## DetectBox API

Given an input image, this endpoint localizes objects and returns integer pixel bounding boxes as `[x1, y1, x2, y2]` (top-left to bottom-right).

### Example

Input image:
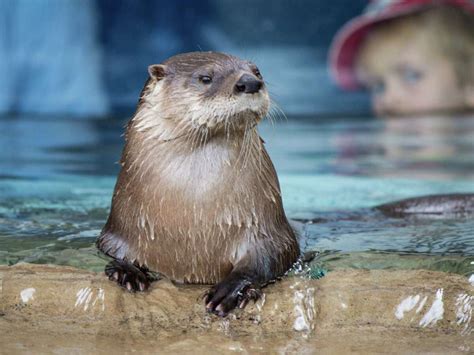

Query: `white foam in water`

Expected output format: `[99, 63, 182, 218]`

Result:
[20, 288, 36, 303]
[419, 289, 444, 327]
[469, 274, 474, 286]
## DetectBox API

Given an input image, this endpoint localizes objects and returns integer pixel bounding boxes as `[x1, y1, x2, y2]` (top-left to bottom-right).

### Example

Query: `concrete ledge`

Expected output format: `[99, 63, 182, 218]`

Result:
[0, 264, 472, 353]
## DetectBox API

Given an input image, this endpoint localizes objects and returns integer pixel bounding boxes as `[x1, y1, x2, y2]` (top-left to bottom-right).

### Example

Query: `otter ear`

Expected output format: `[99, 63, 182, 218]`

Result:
[148, 64, 166, 81]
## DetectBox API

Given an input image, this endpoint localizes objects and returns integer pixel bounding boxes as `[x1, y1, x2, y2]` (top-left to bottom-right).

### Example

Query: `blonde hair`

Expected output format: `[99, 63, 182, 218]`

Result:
[359, 5, 474, 86]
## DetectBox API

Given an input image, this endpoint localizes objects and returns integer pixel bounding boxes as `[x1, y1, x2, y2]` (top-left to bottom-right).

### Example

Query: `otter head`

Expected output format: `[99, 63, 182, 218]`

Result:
[137, 52, 270, 138]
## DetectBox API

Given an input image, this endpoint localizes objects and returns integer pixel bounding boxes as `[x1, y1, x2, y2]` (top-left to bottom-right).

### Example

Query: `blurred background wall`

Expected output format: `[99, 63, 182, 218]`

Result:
[0, 0, 369, 118]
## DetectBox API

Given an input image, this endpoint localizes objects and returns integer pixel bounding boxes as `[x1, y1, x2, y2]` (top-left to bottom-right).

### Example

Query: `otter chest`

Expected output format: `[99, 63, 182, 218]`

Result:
[156, 142, 248, 199]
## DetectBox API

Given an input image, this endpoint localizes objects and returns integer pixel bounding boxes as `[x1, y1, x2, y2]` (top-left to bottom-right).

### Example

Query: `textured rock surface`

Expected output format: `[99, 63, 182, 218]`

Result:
[0, 264, 472, 354]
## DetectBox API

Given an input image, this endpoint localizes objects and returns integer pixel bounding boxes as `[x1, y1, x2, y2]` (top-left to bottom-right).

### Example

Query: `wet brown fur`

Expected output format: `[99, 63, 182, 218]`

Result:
[97, 52, 299, 285]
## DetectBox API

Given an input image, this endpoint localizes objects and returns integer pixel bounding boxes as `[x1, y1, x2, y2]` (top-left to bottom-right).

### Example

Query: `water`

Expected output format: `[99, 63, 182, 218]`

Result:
[0, 114, 473, 276]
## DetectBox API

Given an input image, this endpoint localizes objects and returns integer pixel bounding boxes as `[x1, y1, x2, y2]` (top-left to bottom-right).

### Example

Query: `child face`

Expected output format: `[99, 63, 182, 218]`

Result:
[357, 33, 470, 117]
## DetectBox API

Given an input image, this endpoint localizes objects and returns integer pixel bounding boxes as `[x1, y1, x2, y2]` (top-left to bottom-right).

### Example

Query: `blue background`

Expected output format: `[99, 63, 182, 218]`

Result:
[0, 0, 369, 117]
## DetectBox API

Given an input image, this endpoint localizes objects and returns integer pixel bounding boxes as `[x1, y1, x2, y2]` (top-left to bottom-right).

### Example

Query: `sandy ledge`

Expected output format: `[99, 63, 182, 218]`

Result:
[0, 264, 472, 354]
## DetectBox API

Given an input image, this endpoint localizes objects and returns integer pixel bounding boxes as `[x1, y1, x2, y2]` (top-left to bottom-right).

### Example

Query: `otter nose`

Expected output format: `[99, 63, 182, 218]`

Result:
[235, 74, 263, 94]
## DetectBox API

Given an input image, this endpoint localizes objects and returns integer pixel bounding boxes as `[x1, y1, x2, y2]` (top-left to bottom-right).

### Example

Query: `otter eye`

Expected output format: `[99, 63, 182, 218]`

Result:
[253, 68, 262, 80]
[199, 75, 212, 84]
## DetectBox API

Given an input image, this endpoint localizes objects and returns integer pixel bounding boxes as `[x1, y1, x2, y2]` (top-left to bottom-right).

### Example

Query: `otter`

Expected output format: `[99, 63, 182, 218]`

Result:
[97, 52, 300, 316]
[375, 193, 474, 217]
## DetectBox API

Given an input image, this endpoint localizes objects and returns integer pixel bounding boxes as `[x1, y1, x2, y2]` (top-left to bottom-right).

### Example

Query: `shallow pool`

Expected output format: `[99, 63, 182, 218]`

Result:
[0, 114, 473, 276]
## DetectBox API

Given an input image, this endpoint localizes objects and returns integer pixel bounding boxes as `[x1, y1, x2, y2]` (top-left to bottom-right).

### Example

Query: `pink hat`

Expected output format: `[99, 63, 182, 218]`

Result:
[329, 0, 474, 90]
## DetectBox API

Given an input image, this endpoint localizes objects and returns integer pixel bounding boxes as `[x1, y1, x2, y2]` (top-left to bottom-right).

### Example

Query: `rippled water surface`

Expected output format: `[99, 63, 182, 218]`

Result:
[0, 115, 473, 275]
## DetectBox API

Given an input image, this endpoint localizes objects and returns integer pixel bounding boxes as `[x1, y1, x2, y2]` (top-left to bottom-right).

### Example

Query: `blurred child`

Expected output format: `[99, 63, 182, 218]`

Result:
[330, 0, 474, 117]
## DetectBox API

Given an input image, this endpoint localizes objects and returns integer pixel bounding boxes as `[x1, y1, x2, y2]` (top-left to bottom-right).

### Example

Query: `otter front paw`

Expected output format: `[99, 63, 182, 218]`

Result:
[204, 278, 261, 317]
[105, 259, 151, 292]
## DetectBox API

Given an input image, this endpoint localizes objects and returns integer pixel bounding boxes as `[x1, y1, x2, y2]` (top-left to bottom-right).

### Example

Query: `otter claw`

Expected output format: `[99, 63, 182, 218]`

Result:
[238, 299, 248, 309]
[204, 278, 261, 316]
[104, 260, 151, 292]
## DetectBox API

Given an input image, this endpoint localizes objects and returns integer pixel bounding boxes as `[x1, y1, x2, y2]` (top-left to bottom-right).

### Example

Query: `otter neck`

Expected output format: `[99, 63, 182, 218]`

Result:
[131, 102, 261, 145]
[123, 116, 279, 199]
[130, 123, 262, 168]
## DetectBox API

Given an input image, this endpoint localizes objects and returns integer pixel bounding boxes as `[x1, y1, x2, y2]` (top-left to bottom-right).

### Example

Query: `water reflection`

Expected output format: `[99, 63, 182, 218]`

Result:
[376, 115, 474, 179]
[0, 116, 124, 178]
[331, 115, 474, 179]
[0, 114, 473, 180]
[259, 114, 474, 181]
[298, 210, 474, 255]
